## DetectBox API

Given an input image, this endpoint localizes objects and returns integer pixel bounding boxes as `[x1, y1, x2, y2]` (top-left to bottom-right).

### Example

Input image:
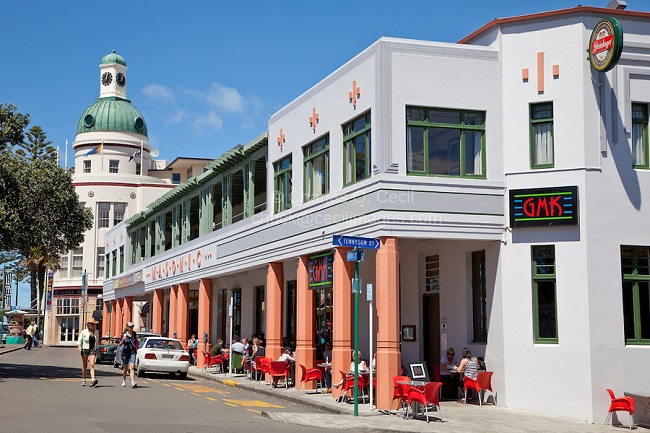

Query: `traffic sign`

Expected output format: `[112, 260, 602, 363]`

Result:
[332, 235, 380, 249]
[347, 250, 365, 262]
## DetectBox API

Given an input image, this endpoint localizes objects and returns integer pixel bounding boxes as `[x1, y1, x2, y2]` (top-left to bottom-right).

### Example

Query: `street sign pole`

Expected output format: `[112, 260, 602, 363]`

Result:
[353, 253, 360, 417]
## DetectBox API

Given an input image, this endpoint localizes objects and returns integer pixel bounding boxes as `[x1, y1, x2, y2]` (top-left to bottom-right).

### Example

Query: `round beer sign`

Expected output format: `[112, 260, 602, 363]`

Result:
[589, 17, 623, 72]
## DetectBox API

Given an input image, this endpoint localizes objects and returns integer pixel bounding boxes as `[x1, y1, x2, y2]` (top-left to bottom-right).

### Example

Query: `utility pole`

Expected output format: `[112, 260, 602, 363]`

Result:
[81, 270, 88, 329]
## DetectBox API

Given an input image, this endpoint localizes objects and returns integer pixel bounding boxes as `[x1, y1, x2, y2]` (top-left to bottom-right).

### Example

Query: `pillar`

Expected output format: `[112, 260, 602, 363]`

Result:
[169, 285, 178, 339]
[152, 289, 164, 335]
[123, 296, 133, 329]
[197, 278, 213, 368]
[177, 283, 189, 345]
[296, 254, 315, 388]
[375, 236, 400, 410]
[116, 298, 124, 333]
[102, 302, 110, 337]
[110, 300, 117, 337]
[332, 247, 354, 398]
[266, 262, 284, 361]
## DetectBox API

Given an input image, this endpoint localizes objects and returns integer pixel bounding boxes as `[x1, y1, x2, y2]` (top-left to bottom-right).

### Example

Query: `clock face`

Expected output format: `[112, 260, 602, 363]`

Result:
[116, 72, 126, 87]
[101, 71, 113, 86]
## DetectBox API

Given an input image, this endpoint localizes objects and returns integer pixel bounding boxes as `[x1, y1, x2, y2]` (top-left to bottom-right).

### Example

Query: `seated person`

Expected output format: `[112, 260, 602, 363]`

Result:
[209, 337, 226, 357]
[452, 347, 479, 402]
[333, 350, 367, 389]
[231, 336, 246, 355]
[272, 347, 296, 388]
[440, 347, 460, 399]
[322, 342, 333, 392]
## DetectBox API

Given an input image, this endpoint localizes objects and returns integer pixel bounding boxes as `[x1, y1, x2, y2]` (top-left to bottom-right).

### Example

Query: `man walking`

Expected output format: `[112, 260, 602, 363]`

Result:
[32, 322, 40, 347]
[24, 321, 35, 350]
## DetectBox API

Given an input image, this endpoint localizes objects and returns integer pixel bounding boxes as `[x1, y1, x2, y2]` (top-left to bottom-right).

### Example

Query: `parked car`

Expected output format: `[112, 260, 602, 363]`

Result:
[135, 337, 190, 379]
[113, 331, 162, 368]
[95, 337, 120, 364]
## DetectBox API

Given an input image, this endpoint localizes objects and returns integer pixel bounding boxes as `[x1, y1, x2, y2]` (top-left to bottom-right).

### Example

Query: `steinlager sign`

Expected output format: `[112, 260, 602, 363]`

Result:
[589, 17, 623, 72]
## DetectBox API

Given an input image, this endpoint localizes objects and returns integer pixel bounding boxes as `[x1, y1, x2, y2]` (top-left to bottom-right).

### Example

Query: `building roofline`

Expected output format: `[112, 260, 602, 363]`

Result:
[458, 5, 650, 44]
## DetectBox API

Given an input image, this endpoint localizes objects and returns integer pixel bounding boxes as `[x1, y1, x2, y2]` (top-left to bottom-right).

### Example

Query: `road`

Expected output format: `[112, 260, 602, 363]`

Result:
[0, 346, 341, 433]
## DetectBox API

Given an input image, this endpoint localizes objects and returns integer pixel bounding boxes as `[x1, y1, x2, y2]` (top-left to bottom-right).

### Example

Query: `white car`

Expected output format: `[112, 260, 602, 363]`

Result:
[135, 337, 190, 379]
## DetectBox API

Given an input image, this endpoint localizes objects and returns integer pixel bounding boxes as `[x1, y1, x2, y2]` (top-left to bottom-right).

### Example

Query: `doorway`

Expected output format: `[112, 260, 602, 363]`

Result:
[423, 293, 440, 379]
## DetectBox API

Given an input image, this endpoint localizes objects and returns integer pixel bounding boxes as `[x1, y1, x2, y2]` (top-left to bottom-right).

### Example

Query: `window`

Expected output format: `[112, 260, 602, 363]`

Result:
[343, 112, 371, 186]
[187, 167, 193, 179]
[56, 298, 80, 315]
[71, 248, 83, 278]
[406, 107, 485, 177]
[472, 250, 487, 343]
[530, 102, 554, 168]
[83, 160, 91, 173]
[109, 160, 119, 173]
[632, 103, 648, 168]
[119, 246, 124, 274]
[114, 203, 125, 226]
[96, 247, 105, 280]
[172, 173, 181, 184]
[59, 254, 69, 279]
[274, 155, 292, 212]
[532, 245, 558, 343]
[425, 255, 439, 293]
[98, 203, 110, 228]
[136, 163, 141, 175]
[303, 135, 329, 201]
[112, 251, 117, 277]
[105, 253, 110, 278]
[621, 246, 650, 344]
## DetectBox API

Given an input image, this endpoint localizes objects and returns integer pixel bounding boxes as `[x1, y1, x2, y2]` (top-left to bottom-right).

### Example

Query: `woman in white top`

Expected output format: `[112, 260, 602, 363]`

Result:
[77, 319, 99, 387]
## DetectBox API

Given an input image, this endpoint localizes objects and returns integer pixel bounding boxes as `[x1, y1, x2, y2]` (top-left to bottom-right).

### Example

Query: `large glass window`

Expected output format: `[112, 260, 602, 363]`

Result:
[406, 107, 485, 177]
[632, 103, 649, 169]
[59, 254, 69, 279]
[114, 203, 125, 226]
[96, 247, 105, 279]
[530, 102, 554, 168]
[343, 112, 371, 186]
[71, 248, 83, 278]
[621, 246, 650, 344]
[98, 203, 110, 228]
[56, 298, 80, 315]
[472, 250, 487, 343]
[303, 135, 329, 201]
[532, 245, 558, 343]
[274, 155, 292, 213]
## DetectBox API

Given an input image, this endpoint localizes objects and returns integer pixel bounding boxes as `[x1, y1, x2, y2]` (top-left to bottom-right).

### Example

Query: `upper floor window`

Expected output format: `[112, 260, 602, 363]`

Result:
[406, 107, 485, 177]
[114, 203, 125, 225]
[96, 247, 105, 280]
[530, 102, 554, 169]
[83, 160, 91, 173]
[136, 163, 141, 175]
[72, 248, 84, 278]
[274, 155, 292, 213]
[343, 112, 371, 186]
[109, 160, 119, 173]
[98, 203, 110, 228]
[303, 135, 329, 201]
[632, 103, 648, 168]
[172, 173, 181, 184]
[621, 246, 650, 344]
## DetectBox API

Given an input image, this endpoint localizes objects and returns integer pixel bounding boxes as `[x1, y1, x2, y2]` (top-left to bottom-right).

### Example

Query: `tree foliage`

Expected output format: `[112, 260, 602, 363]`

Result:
[0, 103, 30, 152]
[16, 126, 57, 162]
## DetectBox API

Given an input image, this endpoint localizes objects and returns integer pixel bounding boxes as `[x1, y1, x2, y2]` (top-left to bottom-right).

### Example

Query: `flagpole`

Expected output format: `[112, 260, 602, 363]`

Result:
[140, 141, 143, 176]
[65, 139, 68, 169]
[101, 139, 104, 173]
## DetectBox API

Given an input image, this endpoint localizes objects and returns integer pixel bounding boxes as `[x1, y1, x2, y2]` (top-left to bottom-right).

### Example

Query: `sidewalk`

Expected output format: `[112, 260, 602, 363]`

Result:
[187, 365, 629, 433]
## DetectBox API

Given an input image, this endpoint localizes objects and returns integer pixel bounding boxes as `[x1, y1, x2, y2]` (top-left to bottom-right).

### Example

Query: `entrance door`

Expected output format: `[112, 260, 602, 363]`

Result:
[423, 293, 440, 379]
[59, 317, 79, 343]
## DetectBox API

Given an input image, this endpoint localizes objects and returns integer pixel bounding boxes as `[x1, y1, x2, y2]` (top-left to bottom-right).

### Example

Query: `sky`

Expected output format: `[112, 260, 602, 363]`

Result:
[2, 0, 650, 306]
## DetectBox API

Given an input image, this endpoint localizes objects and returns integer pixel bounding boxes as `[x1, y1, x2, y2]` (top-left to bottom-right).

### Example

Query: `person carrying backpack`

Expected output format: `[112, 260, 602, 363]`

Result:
[119, 322, 138, 388]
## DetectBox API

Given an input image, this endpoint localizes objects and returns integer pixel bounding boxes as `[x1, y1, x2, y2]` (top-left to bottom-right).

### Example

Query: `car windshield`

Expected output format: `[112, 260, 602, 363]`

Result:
[146, 339, 183, 350]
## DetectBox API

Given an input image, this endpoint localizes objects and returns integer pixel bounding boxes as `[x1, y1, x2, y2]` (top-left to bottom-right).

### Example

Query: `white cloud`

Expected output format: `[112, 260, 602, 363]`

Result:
[193, 111, 224, 133]
[141, 84, 175, 103]
[165, 109, 188, 125]
[206, 83, 244, 113]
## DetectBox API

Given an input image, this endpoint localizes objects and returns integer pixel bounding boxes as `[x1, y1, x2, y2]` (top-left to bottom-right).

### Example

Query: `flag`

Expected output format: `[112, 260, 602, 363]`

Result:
[84, 144, 103, 157]
[128, 149, 142, 162]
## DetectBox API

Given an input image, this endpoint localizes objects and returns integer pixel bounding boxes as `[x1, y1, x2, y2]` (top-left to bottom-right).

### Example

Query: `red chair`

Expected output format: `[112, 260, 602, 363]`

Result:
[256, 357, 273, 386]
[463, 376, 481, 405]
[477, 371, 496, 405]
[432, 365, 441, 382]
[270, 360, 291, 388]
[391, 375, 411, 414]
[209, 354, 224, 373]
[201, 351, 211, 373]
[339, 372, 365, 403]
[605, 389, 634, 430]
[405, 381, 443, 423]
[297, 363, 323, 394]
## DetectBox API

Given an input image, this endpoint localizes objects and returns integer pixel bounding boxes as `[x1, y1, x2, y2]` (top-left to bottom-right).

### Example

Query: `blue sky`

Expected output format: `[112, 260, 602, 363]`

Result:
[3, 1, 649, 167]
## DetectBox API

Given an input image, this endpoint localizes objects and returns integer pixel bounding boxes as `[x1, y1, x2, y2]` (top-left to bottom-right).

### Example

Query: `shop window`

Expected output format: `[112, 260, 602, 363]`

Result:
[532, 245, 558, 343]
[274, 155, 292, 213]
[406, 106, 485, 177]
[343, 111, 371, 186]
[530, 102, 554, 169]
[632, 103, 649, 169]
[472, 250, 487, 343]
[621, 246, 650, 344]
[303, 135, 329, 202]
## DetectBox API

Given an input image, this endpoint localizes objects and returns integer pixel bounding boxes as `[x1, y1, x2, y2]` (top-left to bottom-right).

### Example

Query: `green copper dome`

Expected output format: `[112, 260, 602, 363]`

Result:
[101, 50, 126, 66]
[77, 97, 148, 137]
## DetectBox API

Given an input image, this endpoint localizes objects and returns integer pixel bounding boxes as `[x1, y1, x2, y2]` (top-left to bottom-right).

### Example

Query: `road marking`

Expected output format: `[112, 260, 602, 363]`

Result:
[206, 397, 218, 402]
[224, 402, 237, 407]
[246, 409, 261, 414]
[222, 399, 284, 408]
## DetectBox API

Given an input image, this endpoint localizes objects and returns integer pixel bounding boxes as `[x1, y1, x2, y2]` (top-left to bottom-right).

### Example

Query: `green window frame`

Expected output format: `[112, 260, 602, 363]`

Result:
[406, 106, 486, 178]
[343, 112, 371, 186]
[274, 155, 292, 213]
[303, 135, 329, 202]
[532, 245, 558, 343]
[530, 102, 554, 169]
[632, 103, 649, 169]
[621, 246, 650, 344]
[472, 250, 487, 343]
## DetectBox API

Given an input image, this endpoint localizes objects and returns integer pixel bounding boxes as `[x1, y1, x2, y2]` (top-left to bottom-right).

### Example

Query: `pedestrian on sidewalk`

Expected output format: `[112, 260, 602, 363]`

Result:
[78, 318, 99, 387]
[32, 322, 40, 347]
[23, 321, 35, 350]
[119, 322, 138, 388]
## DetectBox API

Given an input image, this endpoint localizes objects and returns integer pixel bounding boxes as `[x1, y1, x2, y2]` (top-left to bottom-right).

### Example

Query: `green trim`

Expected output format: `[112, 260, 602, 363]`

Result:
[530, 102, 554, 169]
[303, 135, 330, 202]
[621, 246, 650, 345]
[531, 245, 558, 344]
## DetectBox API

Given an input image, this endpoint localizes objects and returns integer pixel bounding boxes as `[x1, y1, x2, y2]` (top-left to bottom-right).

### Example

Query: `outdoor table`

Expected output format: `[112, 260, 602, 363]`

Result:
[397, 380, 430, 419]
[316, 362, 331, 368]
[625, 391, 650, 427]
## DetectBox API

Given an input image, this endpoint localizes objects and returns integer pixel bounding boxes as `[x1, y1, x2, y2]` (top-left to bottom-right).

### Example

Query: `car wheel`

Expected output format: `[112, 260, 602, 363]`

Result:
[169, 372, 176, 378]
[136, 362, 145, 377]
[179, 372, 187, 379]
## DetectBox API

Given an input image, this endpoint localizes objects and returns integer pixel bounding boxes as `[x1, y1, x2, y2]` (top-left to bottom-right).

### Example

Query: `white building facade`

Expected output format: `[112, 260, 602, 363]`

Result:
[103, 6, 650, 423]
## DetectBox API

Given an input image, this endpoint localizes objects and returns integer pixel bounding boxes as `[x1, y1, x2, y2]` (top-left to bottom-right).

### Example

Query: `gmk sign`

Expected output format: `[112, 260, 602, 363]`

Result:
[589, 17, 623, 72]
[309, 252, 333, 290]
[509, 186, 579, 228]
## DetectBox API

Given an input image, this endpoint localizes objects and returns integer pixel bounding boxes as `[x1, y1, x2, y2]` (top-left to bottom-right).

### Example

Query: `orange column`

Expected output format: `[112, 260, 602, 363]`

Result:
[152, 289, 164, 334]
[266, 262, 284, 361]
[110, 300, 117, 337]
[101, 301, 109, 337]
[375, 236, 400, 410]
[332, 247, 354, 398]
[116, 298, 124, 333]
[123, 296, 133, 328]
[197, 278, 213, 368]
[296, 255, 315, 388]
[177, 283, 189, 345]
[169, 285, 178, 339]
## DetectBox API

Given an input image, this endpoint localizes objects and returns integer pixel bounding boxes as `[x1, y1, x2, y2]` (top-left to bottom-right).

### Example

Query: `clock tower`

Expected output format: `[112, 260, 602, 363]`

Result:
[99, 50, 128, 99]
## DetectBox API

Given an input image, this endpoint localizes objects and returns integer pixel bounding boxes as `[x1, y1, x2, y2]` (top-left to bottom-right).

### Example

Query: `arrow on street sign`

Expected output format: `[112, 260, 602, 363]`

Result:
[332, 235, 380, 250]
